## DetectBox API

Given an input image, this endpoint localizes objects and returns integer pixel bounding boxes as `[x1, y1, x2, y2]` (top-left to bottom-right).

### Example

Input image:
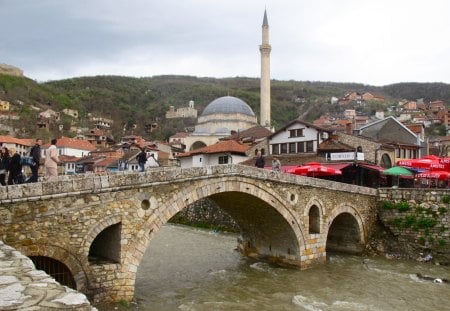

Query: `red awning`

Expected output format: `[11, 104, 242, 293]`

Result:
[322, 163, 352, 170]
[357, 163, 386, 172]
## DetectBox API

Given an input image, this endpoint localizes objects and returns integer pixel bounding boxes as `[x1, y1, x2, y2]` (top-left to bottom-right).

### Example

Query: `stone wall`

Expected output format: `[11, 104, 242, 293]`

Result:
[378, 188, 450, 263]
[338, 132, 395, 165]
[0, 241, 95, 310]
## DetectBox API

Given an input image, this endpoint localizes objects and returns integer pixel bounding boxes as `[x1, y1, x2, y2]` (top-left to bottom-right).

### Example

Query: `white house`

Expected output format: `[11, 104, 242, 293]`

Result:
[43, 136, 96, 158]
[177, 140, 249, 168]
[269, 119, 332, 155]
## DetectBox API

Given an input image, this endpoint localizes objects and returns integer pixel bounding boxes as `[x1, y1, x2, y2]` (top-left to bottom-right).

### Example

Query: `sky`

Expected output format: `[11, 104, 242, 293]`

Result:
[1, 0, 449, 86]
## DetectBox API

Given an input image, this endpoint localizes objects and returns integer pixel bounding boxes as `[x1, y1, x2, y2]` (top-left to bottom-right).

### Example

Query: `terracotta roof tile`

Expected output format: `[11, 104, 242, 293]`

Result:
[43, 136, 96, 151]
[178, 140, 249, 158]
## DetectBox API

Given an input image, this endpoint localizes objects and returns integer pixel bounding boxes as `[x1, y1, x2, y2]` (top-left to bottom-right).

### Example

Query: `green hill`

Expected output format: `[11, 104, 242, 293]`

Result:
[1, 73, 449, 141]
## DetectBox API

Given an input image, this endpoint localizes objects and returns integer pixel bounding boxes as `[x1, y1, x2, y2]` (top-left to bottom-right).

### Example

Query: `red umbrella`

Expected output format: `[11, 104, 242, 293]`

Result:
[397, 158, 439, 169]
[291, 162, 342, 177]
[416, 170, 450, 180]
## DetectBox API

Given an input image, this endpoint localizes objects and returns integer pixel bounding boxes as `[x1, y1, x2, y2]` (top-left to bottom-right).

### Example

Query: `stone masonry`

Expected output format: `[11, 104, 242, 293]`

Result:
[0, 165, 378, 303]
[0, 240, 95, 310]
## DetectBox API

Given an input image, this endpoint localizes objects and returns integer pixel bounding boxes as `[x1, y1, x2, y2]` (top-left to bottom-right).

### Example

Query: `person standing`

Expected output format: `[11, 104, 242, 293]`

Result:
[0, 147, 10, 185]
[7, 147, 22, 185]
[272, 156, 281, 172]
[255, 151, 265, 168]
[45, 138, 59, 181]
[27, 138, 42, 183]
[136, 147, 147, 172]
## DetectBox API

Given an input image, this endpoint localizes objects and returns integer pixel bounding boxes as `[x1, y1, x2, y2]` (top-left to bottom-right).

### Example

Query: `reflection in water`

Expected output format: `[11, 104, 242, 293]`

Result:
[98, 224, 450, 311]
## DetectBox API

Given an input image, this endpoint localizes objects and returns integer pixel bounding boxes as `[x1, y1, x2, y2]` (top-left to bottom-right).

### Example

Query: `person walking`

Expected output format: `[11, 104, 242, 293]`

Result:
[0, 147, 10, 185]
[45, 138, 59, 181]
[7, 147, 22, 185]
[272, 156, 281, 172]
[27, 138, 42, 183]
[255, 151, 265, 168]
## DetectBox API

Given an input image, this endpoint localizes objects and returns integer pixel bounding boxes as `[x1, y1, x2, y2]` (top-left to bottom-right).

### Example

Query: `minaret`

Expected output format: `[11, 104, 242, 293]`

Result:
[259, 9, 271, 127]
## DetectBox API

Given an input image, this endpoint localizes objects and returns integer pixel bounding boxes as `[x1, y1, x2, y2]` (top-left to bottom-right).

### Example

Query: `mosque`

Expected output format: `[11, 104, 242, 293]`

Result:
[181, 10, 272, 151]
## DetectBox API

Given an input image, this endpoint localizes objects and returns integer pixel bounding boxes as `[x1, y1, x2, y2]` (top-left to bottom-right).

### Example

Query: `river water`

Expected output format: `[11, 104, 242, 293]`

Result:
[100, 224, 450, 311]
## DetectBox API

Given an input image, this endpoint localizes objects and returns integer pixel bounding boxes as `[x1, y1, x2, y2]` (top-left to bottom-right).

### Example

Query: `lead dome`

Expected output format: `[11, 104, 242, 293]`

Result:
[201, 96, 255, 117]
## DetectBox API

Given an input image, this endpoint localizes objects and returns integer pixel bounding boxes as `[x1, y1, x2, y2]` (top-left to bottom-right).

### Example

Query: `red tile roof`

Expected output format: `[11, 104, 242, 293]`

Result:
[0, 135, 34, 146]
[42, 136, 96, 151]
[178, 140, 249, 158]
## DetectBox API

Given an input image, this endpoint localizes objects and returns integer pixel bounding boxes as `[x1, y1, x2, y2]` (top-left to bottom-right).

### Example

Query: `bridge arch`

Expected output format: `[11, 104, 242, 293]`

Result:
[17, 243, 88, 292]
[304, 197, 325, 234]
[326, 203, 366, 254]
[131, 178, 308, 270]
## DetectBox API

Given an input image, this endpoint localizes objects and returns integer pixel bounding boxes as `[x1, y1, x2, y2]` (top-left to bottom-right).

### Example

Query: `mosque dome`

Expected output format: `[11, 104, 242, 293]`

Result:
[201, 96, 255, 117]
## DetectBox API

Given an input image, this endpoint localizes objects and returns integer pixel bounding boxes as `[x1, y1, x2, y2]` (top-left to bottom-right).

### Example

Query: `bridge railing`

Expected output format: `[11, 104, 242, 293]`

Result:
[0, 165, 377, 203]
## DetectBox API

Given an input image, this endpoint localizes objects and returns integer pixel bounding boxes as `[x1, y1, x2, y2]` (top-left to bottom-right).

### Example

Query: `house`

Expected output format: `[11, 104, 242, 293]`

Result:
[59, 155, 80, 175]
[354, 116, 425, 164]
[177, 140, 250, 168]
[86, 128, 108, 148]
[0, 100, 10, 111]
[268, 119, 332, 155]
[42, 136, 96, 158]
[0, 135, 33, 156]
[62, 109, 78, 119]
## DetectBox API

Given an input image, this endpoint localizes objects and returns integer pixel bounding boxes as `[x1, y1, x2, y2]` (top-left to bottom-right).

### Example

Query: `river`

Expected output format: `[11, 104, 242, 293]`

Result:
[98, 224, 450, 311]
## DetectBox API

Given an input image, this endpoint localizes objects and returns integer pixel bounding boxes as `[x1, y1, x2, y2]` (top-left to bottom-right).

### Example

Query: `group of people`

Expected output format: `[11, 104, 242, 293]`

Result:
[0, 138, 60, 185]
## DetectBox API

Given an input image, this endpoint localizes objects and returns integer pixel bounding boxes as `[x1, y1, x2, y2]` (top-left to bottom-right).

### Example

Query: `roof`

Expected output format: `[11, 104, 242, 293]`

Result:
[178, 140, 249, 158]
[269, 118, 332, 139]
[43, 136, 96, 151]
[0, 135, 34, 146]
[201, 96, 255, 117]
[319, 139, 354, 151]
[357, 116, 420, 145]
[224, 125, 272, 142]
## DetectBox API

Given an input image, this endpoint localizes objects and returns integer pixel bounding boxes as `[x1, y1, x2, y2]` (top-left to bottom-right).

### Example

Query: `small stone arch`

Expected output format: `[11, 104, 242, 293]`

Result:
[325, 203, 366, 254]
[304, 197, 325, 235]
[81, 215, 123, 261]
[190, 141, 207, 151]
[380, 153, 392, 168]
[18, 244, 88, 292]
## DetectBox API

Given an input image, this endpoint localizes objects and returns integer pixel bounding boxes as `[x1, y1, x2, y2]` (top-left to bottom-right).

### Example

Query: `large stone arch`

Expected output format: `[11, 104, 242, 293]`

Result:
[325, 203, 366, 254]
[17, 243, 88, 292]
[129, 178, 307, 271]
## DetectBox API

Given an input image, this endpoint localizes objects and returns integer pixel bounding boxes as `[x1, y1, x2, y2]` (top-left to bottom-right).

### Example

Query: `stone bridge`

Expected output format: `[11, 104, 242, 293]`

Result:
[0, 165, 378, 303]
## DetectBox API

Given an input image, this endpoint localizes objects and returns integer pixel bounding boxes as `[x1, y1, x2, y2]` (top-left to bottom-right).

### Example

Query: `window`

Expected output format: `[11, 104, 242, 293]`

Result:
[261, 148, 266, 155]
[289, 143, 296, 153]
[272, 144, 279, 155]
[289, 128, 304, 137]
[218, 155, 229, 164]
[297, 142, 305, 153]
[280, 143, 288, 154]
[306, 141, 314, 152]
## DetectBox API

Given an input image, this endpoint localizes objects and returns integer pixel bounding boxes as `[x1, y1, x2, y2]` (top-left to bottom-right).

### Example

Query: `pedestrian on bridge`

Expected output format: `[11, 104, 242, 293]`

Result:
[255, 151, 265, 168]
[0, 147, 10, 185]
[45, 138, 59, 181]
[26, 138, 42, 183]
[272, 157, 281, 172]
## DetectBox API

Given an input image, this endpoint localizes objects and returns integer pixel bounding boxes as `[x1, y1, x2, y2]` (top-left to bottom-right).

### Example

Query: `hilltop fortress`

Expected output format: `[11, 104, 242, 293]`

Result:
[0, 63, 23, 77]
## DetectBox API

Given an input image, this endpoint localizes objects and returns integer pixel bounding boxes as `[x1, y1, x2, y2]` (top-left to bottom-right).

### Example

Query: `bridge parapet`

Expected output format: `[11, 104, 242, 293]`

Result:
[0, 165, 377, 203]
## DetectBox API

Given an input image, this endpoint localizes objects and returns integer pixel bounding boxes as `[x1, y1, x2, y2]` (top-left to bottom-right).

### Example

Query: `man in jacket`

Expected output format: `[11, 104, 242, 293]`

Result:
[27, 138, 41, 183]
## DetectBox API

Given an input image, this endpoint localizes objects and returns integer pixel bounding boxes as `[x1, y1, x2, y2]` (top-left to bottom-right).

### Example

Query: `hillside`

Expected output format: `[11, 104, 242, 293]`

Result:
[1, 73, 449, 141]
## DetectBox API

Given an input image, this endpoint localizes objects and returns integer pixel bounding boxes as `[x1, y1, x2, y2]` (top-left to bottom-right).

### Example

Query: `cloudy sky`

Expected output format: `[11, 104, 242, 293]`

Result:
[1, 0, 449, 86]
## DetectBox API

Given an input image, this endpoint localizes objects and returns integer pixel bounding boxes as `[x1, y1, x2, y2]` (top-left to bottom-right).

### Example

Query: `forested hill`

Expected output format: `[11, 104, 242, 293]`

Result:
[0, 73, 449, 140]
